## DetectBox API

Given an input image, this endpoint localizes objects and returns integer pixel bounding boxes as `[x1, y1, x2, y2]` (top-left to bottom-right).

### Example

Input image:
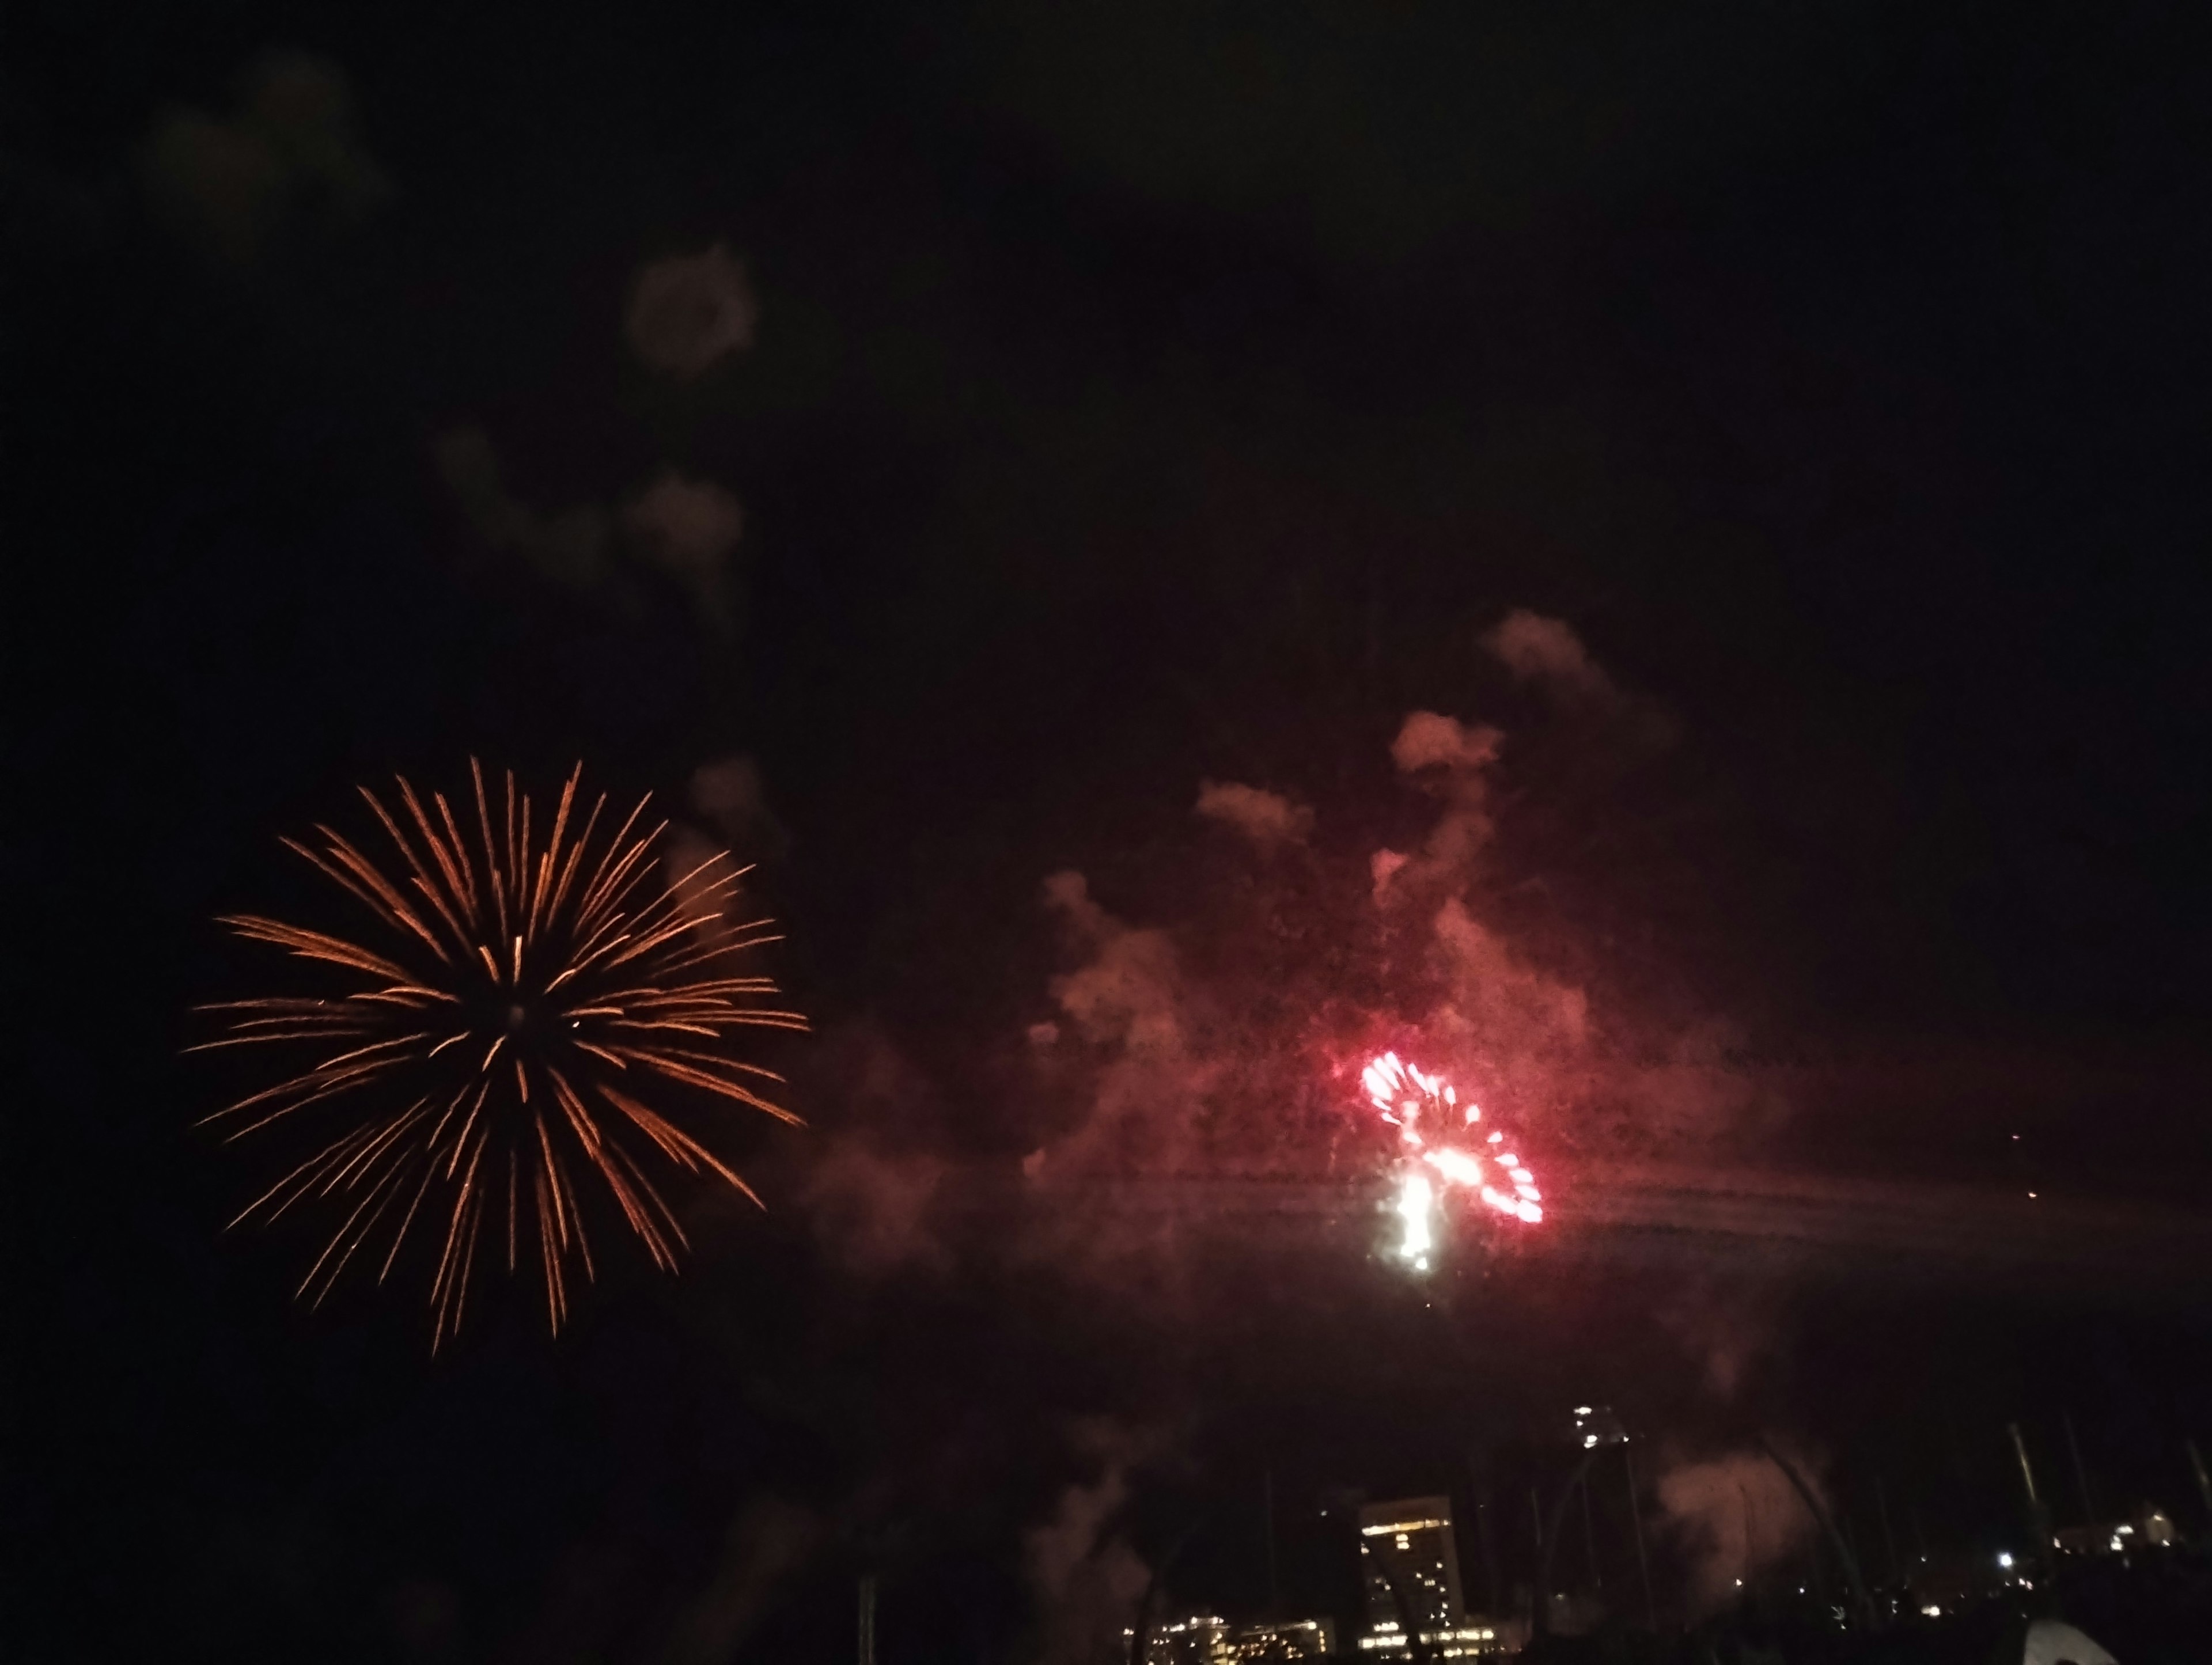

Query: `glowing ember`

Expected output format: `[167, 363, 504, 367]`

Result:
[1361, 1050, 1542, 1270]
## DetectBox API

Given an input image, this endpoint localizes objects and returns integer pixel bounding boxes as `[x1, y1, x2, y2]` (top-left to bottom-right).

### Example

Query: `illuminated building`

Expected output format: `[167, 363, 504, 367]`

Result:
[2054, 1505, 2179, 1556]
[1224, 1620, 1338, 1661]
[1355, 1620, 1501, 1658]
[1134, 1615, 1340, 1665]
[1354, 1497, 1501, 1659]
[1135, 1615, 1229, 1665]
[1358, 1498, 1464, 1633]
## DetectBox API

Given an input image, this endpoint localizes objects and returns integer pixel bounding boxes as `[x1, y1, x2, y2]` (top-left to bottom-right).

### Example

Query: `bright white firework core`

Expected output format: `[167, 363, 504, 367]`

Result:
[1396, 1171, 1435, 1269]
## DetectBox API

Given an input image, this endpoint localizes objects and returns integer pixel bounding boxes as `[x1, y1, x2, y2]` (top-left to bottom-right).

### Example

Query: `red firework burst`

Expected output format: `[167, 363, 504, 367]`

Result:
[1361, 1050, 1542, 1270]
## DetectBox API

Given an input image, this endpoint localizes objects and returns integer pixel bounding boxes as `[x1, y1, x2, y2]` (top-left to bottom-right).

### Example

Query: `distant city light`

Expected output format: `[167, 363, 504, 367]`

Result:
[1997, 1552, 2014, 1569]
[1922, 1606, 1942, 1618]
[1139, 1615, 1340, 1664]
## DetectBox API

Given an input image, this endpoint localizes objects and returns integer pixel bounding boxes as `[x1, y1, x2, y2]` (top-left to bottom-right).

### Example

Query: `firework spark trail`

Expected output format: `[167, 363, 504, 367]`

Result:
[194, 761, 806, 1345]
[1361, 1050, 1541, 1270]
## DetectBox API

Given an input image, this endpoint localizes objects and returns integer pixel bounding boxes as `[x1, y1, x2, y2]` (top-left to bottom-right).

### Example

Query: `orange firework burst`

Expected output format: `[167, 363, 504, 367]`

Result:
[194, 761, 806, 1345]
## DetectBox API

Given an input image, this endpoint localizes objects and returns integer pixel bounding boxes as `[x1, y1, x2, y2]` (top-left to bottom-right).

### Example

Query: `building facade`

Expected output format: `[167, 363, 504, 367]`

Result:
[1354, 1497, 1501, 1660]
[1137, 1614, 1342, 1665]
[1140, 1615, 1229, 1665]
[1224, 1619, 1338, 1661]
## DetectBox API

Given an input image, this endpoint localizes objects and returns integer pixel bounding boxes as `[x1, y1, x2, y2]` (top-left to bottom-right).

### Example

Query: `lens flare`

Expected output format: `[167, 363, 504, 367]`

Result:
[192, 761, 806, 1345]
[1361, 1050, 1542, 1269]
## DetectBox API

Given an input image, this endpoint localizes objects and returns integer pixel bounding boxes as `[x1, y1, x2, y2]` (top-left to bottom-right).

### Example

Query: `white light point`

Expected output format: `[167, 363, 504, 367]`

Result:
[1427, 1148, 1484, 1186]
[1396, 1173, 1435, 1269]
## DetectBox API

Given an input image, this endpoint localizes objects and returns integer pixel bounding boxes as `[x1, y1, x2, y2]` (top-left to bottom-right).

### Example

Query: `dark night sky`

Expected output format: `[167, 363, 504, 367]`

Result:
[9, 3, 2212, 1660]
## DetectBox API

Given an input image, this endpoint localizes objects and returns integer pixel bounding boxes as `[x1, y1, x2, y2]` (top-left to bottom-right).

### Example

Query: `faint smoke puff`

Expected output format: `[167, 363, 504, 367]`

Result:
[663, 825, 739, 942]
[1195, 780, 1313, 849]
[1482, 609, 1617, 706]
[1391, 710, 1504, 775]
[1369, 848, 1411, 901]
[431, 425, 611, 590]
[690, 754, 789, 859]
[627, 470, 742, 577]
[1656, 1447, 1825, 1613]
[142, 50, 392, 266]
[1040, 869, 1110, 940]
[626, 244, 757, 378]
[801, 1136, 950, 1277]
[1481, 606, 1677, 748]
[624, 469, 744, 627]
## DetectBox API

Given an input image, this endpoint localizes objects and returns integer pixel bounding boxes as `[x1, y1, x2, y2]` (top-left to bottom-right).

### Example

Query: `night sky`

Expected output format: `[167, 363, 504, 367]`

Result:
[11, 3, 2212, 1660]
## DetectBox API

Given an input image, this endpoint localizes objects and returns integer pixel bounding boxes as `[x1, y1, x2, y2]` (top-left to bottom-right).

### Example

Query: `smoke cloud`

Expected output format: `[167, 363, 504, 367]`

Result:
[789, 1021, 953, 1278]
[1482, 608, 1678, 751]
[1021, 605, 1762, 1189]
[801, 1137, 951, 1277]
[1654, 1447, 1827, 1614]
[141, 50, 392, 266]
[626, 244, 758, 379]
[662, 825, 747, 947]
[1036, 873, 1215, 1174]
[691, 754, 788, 859]
[1426, 897, 1589, 1058]
[1373, 711, 1504, 903]
[660, 1496, 820, 1665]
[1391, 710, 1506, 775]
[1656, 1274, 1782, 1401]
[624, 469, 745, 631]
[1482, 610, 1616, 707]
[1194, 780, 1313, 850]
[1024, 1423, 1160, 1665]
[434, 432, 751, 634]
[433, 426, 613, 591]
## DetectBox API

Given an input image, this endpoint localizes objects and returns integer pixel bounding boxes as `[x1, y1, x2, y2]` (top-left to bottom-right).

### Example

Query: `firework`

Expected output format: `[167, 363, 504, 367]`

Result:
[194, 761, 806, 1344]
[1361, 1050, 1541, 1270]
